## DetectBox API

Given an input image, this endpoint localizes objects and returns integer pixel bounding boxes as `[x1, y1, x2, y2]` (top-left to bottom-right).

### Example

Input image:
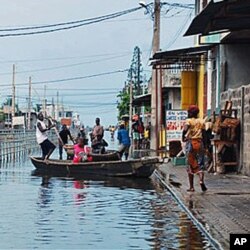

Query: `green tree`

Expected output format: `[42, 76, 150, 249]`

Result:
[34, 104, 41, 112]
[117, 46, 149, 121]
[2, 97, 19, 113]
[117, 84, 130, 120]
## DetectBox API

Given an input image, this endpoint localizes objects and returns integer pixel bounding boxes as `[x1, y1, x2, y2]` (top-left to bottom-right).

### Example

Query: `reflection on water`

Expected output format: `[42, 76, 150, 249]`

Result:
[0, 153, 214, 249]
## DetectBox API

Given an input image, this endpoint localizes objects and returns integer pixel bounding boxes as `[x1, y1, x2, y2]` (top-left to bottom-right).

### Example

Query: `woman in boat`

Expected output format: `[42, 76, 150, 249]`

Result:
[182, 105, 207, 192]
[73, 138, 92, 163]
[36, 112, 56, 160]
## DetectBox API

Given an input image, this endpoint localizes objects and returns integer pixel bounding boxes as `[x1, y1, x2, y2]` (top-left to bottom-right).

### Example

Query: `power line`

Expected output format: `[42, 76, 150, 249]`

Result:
[0, 51, 128, 63]
[33, 87, 120, 91]
[0, 53, 130, 75]
[8, 91, 119, 99]
[0, 69, 128, 87]
[164, 9, 193, 49]
[162, 2, 194, 9]
[0, 7, 141, 32]
[0, 7, 142, 37]
[0, 2, 194, 37]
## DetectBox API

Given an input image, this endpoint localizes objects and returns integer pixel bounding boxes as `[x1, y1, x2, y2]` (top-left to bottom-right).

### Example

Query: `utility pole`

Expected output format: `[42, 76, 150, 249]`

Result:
[56, 91, 59, 121]
[11, 64, 16, 129]
[129, 81, 133, 155]
[28, 76, 31, 130]
[52, 97, 55, 119]
[43, 85, 47, 116]
[129, 81, 133, 139]
[150, 0, 161, 151]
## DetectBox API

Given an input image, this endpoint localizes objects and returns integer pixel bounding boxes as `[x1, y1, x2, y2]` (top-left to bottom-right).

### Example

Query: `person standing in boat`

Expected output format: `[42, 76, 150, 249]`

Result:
[36, 112, 56, 160]
[91, 117, 108, 153]
[59, 124, 74, 160]
[117, 122, 131, 160]
[77, 125, 88, 145]
[78, 125, 86, 139]
[91, 117, 104, 141]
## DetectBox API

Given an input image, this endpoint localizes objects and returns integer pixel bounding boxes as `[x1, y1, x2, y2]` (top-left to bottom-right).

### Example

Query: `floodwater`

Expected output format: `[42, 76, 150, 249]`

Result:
[0, 133, 214, 249]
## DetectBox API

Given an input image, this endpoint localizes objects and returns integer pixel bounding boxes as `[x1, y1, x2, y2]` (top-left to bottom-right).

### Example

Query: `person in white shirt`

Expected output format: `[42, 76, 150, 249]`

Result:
[36, 112, 56, 160]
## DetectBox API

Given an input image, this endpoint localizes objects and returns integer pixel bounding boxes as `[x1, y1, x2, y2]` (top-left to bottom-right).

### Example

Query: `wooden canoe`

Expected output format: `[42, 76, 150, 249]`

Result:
[30, 156, 161, 178]
[64, 145, 120, 161]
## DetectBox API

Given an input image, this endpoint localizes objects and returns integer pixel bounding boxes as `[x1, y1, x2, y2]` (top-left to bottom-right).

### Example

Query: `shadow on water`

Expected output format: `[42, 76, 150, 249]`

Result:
[32, 169, 154, 190]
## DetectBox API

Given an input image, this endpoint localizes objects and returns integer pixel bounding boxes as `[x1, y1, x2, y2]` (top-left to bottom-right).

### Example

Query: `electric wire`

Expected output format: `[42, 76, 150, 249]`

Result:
[0, 7, 142, 32]
[0, 2, 194, 37]
[164, 9, 193, 49]
[0, 7, 142, 37]
[0, 69, 128, 87]
[0, 53, 130, 76]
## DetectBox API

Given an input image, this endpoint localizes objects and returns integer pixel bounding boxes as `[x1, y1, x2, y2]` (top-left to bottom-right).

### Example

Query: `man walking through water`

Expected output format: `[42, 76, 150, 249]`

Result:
[36, 112, 56, 160]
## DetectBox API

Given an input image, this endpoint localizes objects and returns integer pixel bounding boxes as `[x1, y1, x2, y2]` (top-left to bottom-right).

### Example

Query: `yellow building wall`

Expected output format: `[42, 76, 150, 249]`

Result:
[181, 71, 197, 110]
[197, 62, 205, 118]
[181, 67, 205, 118]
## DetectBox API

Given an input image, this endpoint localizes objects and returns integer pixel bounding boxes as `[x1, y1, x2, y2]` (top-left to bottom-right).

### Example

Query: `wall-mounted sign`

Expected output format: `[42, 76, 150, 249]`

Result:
[166, 110, 187, 141]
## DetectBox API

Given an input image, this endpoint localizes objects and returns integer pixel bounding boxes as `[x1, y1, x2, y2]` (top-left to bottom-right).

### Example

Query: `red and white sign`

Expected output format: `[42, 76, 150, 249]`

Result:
[166, 110, 187, 141]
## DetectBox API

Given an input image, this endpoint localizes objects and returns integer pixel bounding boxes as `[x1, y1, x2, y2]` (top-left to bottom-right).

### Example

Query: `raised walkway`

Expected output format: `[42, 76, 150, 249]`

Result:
[155, 161, 250, 250]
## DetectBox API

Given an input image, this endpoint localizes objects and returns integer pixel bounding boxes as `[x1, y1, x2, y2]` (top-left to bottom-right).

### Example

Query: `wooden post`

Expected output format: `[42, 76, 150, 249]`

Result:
[11, 64, 16, 129]
[28, 77, 31, 130]
[150, 0, 161, 151]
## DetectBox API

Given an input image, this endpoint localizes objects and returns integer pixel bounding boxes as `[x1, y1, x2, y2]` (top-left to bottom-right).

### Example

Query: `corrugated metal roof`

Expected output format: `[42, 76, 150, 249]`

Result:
[151, 45, 212, 70]
[185, 0, 250, 36]
[133, 87, 181, 106]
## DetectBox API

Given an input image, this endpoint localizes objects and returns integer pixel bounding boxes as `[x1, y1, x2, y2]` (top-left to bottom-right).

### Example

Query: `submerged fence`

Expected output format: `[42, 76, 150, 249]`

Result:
[0, 129, 57, 162]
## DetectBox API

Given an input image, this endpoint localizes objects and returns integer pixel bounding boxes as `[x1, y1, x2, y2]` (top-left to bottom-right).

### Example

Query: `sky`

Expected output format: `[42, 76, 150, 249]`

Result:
[0, 0, 194, 127]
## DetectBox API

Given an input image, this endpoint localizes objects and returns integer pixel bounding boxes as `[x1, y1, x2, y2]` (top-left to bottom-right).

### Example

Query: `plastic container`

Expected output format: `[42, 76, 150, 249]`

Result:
[172, 156, 186, 166]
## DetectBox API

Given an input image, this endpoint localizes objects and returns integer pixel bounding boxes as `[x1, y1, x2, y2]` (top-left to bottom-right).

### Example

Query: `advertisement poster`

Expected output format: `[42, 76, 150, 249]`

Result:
[12, 116, 25, 126]
[166, 110, 188, 141]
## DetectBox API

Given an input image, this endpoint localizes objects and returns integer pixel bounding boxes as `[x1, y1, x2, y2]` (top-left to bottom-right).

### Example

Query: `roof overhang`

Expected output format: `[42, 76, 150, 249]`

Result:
[133, 93, 151, 106]
[133, 87, 181, 107]
[151, 45, 213, 70]
[185, 0, 250, 37]
[220, 30, 250, 44]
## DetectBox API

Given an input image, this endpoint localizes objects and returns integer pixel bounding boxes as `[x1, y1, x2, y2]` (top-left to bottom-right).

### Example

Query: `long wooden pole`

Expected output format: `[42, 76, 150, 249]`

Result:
[129, 81, 133, 139]
[11, 64, 16, 129]
[150, 0, 161, 151]
[43, 85, 46, 115]
[28, 76, 31, 130]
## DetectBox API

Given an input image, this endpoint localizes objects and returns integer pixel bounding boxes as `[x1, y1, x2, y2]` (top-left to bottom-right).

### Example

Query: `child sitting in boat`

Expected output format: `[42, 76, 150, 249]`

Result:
[73, 138, 93, 163]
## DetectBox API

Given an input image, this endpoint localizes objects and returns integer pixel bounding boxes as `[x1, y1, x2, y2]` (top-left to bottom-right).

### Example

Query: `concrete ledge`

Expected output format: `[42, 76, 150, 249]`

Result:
[153, 162, 250, 250]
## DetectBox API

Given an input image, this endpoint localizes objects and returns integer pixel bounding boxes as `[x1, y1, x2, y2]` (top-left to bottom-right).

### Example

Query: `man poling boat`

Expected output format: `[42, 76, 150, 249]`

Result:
[36, 112, 56, 161]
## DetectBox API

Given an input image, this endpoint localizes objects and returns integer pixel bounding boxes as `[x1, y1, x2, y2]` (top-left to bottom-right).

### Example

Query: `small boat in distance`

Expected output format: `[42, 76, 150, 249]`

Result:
[30, 156, 161, 178]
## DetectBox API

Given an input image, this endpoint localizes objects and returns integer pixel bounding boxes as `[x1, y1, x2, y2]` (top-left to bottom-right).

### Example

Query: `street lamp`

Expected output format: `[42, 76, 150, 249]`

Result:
[139, 1, 147, 8]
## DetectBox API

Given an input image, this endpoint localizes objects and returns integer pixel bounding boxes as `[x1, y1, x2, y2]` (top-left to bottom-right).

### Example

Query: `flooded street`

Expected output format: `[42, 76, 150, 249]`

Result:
[0, 144, 213, 249]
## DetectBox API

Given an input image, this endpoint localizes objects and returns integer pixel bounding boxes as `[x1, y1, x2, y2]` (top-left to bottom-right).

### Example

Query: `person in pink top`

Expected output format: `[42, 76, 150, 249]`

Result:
[73, 138, 92, 163]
